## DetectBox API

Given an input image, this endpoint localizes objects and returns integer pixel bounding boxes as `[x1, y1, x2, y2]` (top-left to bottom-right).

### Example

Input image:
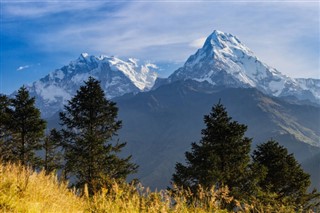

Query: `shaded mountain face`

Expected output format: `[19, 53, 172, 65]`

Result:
[163, 30, 319, 104]
[23, 53, 158, 118]
[111, 80, 320, 190]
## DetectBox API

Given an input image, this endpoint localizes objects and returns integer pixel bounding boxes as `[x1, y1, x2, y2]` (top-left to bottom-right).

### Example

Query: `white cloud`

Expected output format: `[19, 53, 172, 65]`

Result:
[2, 1, 106, 18]
[17, 65, 30, 71]
[189, 37, 207, 48]
[16, 63, 42, 72]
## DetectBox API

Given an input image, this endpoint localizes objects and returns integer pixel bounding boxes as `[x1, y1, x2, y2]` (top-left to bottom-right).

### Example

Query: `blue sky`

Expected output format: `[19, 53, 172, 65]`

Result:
[1, 1, 319, 95]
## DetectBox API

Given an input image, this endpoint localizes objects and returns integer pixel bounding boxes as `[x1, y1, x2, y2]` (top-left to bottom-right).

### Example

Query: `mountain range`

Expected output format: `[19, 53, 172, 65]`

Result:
[24, 53, 158, 118]
[13, 30, 320, 190]
[23, 31, 319, 118]
[158, 30, 320, 104]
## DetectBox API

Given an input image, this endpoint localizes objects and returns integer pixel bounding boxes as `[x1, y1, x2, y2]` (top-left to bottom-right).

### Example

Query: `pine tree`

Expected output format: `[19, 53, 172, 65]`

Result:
[0, 94, 14, 162]
[60, 77, 138, 194]
[4, 87, 46, 166]
[172, 101, 251, 196]
[252, 140, 319, 207]
[42, 128, 63, 174]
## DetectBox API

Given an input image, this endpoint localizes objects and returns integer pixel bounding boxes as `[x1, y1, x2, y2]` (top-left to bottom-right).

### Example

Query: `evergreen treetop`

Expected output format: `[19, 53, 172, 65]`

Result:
[42, 128, 63, 174]
[252, 140, 318, 207]
[0, 94, 13, 162]
[60, 77, 138, 194]
[1, 87, 46, 166]
[172, 101, 251, 196]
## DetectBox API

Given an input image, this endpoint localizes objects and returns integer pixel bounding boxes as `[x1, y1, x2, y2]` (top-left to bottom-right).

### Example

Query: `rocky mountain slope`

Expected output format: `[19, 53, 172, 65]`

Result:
[24, 53, 158, 118]
[159, 30, 320, 104]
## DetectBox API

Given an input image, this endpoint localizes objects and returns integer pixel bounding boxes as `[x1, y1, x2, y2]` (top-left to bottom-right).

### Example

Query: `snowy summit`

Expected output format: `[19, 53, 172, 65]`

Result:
[169, 30, 320, 103]
[25, 54, 158, 117]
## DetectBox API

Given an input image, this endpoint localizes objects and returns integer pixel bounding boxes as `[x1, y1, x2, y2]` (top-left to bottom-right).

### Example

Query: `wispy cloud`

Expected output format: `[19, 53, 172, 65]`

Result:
[189, 37, 207, 48]
[2, 1, 108, 19]
[17, 65, 30, 71]
[16, 63, 42, 72]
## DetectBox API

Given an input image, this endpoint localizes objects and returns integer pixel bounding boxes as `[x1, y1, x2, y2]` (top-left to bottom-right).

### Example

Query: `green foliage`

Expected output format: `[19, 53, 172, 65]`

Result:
[172, 102, 319, 211]
[0, 94, 13, 162]
[0, 87, 46, 166]
[59, 77, 138, 195]
[42, 128, 63, 174]
[172, 101, 251, 198]
[252, 140, 320, 209]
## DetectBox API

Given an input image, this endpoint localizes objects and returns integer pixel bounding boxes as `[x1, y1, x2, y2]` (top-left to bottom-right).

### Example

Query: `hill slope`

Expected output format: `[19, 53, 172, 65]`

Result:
[111, 80, 320, 190]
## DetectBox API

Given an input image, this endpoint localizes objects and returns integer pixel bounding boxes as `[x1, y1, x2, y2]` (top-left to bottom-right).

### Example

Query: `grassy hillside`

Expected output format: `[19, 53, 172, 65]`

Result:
[0, 163, 84, 212]
[0, 163, 300, 213]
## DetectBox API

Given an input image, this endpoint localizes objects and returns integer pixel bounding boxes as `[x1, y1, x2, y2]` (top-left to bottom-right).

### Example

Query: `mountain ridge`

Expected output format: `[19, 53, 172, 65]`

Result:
[11, 30, 319, 118]
[23, 54, 158, 118]
[164, 30, 319, 104]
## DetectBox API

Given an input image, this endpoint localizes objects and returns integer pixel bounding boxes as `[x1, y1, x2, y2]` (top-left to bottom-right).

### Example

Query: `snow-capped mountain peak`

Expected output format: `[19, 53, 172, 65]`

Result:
[25, 54, 159, 117]
[204, 30, 253, 56]
[66, 53, 159, 91]
[169, 30, 319, 104]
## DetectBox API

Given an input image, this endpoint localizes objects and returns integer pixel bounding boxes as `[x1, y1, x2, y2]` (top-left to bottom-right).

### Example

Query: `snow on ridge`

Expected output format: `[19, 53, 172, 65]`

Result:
[207, 30, 253, 56]
[105, 55, 158, 91]
[64, 53, 159, 91]
[19, 53, 162, 118]
[33, 80, 71, 104]
[81, 52, 89, 58]
[71, 73, 93, 84]
[169, 30, 319, 103]
[48, 70, 65, 80]
[295, 78, 320, 98]
[205, 31, 293, 90]
[128, 58, 139, 67]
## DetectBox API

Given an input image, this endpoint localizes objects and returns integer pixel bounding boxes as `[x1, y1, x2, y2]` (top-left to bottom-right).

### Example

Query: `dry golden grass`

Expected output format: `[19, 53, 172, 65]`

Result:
[0, 163, 233, 213]
[0, 163, 299, 213]
[0, 163, 85, 212]
[85, 181, 234, 213]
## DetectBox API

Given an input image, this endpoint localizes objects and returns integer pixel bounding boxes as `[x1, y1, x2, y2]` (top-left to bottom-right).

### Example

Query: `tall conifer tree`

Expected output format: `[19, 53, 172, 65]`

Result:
[7, 86, 46, 166]
[252, 140, 318, 207]
[60, 77, 137, 194]
[0, 94, 14, 162]
[172, 101, 251, 195]
[42, 128, 63, 174]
